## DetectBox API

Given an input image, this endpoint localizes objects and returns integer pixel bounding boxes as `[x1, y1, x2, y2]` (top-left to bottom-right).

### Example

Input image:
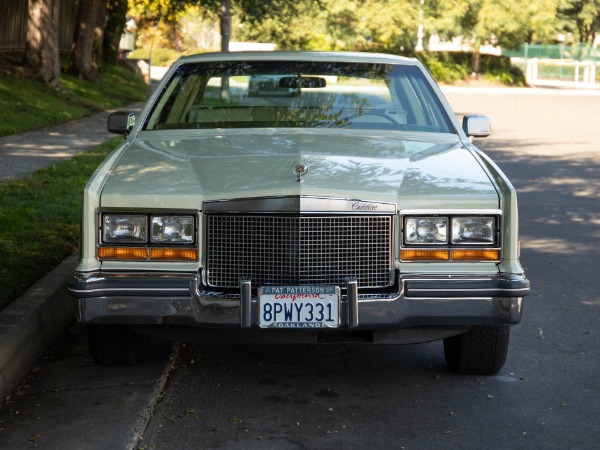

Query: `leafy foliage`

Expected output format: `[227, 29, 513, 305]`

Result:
[430, 0, 560, 50]
[129, 47, 182, 66]
[559, 0, 600, 43]
[418, 51, 525, 85]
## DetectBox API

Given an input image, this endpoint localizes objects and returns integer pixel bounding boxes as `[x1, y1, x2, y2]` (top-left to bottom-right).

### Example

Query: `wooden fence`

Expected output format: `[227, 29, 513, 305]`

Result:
[0, 0, 79, 53]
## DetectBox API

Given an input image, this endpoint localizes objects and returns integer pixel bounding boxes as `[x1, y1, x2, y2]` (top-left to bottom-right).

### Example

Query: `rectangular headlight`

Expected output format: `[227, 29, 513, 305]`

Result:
[151, 215, 194, 244]
[405, 217, 448, 244]
[451, 217, 495, 244]
[102, 214, 147, 243]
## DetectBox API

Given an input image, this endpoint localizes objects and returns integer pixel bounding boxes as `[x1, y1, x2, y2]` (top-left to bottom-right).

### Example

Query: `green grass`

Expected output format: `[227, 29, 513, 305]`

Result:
[0, 64, 146, 310]
[0, 137, 120, 310]
[0, 64, 147, 137]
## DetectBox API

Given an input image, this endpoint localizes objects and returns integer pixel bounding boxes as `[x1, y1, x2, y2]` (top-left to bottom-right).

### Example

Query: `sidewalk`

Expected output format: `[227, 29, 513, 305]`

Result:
[0, 104, 142, 401]
[0, 103, 143, 182]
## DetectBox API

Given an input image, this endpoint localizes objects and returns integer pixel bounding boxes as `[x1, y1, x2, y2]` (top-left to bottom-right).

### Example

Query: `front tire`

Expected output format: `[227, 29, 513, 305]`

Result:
[87, 324, 139, 366]
[443, 325, 510, 375]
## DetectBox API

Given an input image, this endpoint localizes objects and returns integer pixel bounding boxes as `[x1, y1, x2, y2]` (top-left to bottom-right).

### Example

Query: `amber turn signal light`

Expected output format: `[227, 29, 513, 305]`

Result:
[149, 248, 198, 261]
[401, 249, 450, 261]
[401, 248, 500, 261]
[451, 249, 500, 261]
[98, 247, 147, 260]
[98, 247, 198, 261]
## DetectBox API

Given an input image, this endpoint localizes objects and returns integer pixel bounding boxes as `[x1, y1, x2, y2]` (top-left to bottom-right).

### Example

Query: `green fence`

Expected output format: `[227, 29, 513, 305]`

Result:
[504, 44, 599, 85]
[504, 43, 600, 62]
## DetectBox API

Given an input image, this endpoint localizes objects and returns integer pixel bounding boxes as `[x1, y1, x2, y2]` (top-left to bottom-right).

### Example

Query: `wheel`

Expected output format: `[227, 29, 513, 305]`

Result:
[87, 324, 139, 366]
[443, 325, 510, 375]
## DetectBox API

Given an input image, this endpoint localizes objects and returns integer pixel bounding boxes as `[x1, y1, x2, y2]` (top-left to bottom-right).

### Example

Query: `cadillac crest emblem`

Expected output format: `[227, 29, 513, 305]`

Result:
[291, 162, 309, 182]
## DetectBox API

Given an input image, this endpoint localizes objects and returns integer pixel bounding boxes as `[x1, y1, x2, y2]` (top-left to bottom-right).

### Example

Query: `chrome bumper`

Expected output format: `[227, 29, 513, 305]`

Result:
[69, 271, 529, 328]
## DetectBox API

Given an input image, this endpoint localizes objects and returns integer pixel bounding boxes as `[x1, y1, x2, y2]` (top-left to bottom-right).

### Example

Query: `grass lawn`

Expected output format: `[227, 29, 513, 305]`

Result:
[0, 63, 147, 310]
[0, 64, 147, 137]
[0, 138, 120, 310]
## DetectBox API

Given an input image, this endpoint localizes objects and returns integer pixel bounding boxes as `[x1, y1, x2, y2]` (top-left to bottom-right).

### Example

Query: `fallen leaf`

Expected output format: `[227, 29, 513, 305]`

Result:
[28, 434, 44, 443]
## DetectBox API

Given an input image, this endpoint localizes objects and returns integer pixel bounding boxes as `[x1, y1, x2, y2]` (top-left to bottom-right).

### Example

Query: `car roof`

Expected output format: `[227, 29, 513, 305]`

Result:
[177, 50, 419, 66]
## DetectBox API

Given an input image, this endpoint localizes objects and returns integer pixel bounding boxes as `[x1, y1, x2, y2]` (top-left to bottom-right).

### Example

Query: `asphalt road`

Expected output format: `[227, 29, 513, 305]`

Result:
[1, 87, 599, 449]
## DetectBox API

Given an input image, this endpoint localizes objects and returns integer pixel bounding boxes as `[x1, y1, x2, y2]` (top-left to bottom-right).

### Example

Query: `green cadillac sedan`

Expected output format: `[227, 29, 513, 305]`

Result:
[68, 51, 529, 374]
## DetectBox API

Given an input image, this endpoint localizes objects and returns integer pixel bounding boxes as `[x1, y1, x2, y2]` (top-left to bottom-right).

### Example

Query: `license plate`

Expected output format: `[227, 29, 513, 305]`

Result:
[259, 286, 340, 329]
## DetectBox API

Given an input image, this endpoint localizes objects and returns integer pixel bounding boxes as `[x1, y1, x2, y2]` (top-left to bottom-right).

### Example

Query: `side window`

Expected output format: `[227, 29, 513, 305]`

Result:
[146, 71, 204, 129]
[390, 66, 454, 133]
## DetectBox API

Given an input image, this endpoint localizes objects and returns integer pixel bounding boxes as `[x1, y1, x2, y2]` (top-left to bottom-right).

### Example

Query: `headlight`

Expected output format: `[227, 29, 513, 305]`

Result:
[151, 215, 194, 243]
[102, 214, 147, 243]
[451, 217, 495, 244]
[405, 217, 448, 244]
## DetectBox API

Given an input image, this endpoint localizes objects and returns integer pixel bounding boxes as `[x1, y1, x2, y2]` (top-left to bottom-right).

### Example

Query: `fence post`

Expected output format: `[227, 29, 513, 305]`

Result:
[525, 58, 541, 85]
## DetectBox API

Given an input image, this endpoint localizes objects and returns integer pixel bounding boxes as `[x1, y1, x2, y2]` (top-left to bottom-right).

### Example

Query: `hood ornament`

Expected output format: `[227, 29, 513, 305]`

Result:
[291, 162, 309, 182]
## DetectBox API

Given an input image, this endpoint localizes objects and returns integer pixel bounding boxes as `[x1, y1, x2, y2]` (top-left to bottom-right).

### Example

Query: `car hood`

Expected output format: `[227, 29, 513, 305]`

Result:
[100, 130, 498, 209]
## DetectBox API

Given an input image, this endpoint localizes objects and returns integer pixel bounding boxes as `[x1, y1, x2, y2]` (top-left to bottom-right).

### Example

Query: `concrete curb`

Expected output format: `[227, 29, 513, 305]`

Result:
[0, 254, 78, 401]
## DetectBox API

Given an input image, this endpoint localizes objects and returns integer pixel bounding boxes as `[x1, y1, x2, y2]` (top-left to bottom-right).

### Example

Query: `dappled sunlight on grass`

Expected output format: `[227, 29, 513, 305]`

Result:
[0, 65, 146, 137]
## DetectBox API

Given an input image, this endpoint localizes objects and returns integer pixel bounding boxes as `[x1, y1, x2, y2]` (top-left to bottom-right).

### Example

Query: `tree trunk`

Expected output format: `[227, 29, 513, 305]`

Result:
[92, 0, 107, 72]
[103, 0, 128, 65]
[471, 49, 481, 76]
[67, 0, 100, 81]
[220, 0, 232, 52]
[25, 0, 61, 88]
[220, 0, 232, 101]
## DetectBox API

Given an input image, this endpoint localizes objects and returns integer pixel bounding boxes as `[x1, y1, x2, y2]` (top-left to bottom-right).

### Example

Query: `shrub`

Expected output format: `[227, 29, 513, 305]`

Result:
[411, 51, 525, 86]
[128, 47, 182, 67]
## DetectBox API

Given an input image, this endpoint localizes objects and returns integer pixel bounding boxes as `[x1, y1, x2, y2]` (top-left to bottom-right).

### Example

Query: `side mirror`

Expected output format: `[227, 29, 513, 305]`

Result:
[107, 112, 136, 135]
[462, 115, 491, 138]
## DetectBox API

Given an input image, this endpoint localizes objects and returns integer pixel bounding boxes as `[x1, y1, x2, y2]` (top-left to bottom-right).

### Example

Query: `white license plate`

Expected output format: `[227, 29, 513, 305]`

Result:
[259, 286, 340, 329]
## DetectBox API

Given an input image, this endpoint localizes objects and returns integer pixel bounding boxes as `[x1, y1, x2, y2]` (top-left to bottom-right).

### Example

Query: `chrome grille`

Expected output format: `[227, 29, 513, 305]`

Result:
[205, 215, 393, 288]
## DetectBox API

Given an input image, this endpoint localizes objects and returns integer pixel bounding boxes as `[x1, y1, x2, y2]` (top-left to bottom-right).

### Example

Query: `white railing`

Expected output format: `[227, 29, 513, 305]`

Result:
[524, 58, 598, 88]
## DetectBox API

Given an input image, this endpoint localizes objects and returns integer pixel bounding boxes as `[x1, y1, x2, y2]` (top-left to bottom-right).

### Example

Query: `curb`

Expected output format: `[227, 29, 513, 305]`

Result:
[0, 254, 78, 401]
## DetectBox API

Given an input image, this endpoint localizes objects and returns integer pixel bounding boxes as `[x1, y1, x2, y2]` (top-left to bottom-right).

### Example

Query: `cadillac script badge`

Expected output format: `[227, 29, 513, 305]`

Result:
[291, 162, 309, 182]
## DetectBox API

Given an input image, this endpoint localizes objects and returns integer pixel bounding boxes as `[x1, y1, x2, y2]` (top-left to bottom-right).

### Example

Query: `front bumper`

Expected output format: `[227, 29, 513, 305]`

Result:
[68, 271, 529, 331]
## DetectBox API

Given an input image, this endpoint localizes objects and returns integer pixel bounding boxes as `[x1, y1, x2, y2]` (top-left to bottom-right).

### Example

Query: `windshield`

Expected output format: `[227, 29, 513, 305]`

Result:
[144, 60, 455, 134]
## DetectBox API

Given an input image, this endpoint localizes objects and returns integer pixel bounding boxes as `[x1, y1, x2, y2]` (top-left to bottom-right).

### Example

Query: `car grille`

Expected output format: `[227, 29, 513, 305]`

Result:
[205, 215, 393, 289]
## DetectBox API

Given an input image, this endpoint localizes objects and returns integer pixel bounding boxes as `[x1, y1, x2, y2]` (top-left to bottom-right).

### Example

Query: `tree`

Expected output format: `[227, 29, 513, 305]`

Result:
[430, 0, 560, 73]
[220, 0, 232, 51]
[560, 0, 600, 43]
[103, 0, 129, 64]
[128, 0, 191, 51]
[25, 0, 61, 88]
[324, 0, 419, 52]
[67, 0, 102, 80]
[93, 1, 108, 68]
[235, 1, 327, 49]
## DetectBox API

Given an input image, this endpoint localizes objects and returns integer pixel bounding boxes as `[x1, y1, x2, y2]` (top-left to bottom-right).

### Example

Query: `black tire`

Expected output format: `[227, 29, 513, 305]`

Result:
[87, 324, 139, 366]
[443, 325, 510, 375]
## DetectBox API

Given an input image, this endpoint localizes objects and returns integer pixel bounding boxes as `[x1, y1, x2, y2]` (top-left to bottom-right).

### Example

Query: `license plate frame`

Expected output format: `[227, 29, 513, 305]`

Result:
[258, 286, 340, 329]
